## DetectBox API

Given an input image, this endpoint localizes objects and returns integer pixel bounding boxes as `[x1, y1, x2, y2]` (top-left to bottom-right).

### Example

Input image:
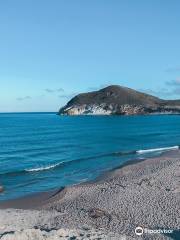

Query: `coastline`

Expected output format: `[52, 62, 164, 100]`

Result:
[0, 148, 177, 209]
[0, 150, 179, 239]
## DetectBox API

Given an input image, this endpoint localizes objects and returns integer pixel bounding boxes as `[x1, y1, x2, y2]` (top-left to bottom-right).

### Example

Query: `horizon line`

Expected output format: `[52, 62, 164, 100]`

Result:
[0, 111, 57, 114]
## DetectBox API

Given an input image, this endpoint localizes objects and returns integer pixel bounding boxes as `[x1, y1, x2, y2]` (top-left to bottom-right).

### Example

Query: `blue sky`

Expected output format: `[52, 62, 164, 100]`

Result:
[1, 0, 180, 112]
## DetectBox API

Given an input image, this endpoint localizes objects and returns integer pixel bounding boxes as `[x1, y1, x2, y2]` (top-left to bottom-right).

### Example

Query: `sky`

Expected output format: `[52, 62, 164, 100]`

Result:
[1, 0, 180, 112]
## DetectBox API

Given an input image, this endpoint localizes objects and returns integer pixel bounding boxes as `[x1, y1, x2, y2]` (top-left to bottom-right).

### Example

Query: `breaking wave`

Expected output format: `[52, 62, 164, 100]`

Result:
[25, 162, 64, 172]
[1, 145, 179, 176]
[136, 146, 179, 154]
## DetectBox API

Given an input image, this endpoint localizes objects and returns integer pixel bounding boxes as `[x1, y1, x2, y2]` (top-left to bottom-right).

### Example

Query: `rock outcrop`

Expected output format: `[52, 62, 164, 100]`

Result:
[58, 85, 180, 115]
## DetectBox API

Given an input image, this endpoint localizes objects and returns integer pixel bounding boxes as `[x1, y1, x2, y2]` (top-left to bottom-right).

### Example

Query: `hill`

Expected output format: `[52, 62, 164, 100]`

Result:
[59, 85, 180, 115]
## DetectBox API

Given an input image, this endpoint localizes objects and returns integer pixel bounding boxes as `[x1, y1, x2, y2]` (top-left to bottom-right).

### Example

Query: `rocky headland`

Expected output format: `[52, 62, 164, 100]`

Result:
[59, 85, 180, 115]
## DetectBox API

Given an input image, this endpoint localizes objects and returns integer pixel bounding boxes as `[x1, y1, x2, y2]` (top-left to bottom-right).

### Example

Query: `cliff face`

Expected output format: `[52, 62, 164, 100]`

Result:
[59, 85, 180, 115]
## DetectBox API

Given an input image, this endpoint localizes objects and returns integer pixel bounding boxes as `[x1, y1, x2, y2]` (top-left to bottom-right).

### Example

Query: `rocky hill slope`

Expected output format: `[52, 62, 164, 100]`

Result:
[59, 85, 180, 115]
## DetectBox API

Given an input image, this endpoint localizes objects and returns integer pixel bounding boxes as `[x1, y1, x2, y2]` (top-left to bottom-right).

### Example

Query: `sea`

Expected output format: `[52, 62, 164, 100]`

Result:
[0, 113, 180, 200]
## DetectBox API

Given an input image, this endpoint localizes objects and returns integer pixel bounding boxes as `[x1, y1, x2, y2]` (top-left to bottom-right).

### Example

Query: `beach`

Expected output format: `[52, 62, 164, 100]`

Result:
[0, 150, 179, 240]
[2, 0, 180, 239]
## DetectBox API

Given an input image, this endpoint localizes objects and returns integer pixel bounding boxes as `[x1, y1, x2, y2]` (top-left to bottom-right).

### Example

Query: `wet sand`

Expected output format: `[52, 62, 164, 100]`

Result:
[0, 150, 180, 239]
[0, 188, 65, 210]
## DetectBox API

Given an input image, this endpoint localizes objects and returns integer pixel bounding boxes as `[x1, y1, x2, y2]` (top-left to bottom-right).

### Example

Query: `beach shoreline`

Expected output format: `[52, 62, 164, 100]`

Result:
[0, 154, 147, 209]
[0, 150, 179, 239]
[0, 149, 177, 209]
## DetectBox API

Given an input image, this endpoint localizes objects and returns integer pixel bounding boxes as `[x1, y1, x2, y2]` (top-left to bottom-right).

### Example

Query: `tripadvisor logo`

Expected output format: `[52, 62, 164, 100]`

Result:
[135, 226, 144, 236]
[135, 226, 174, 236]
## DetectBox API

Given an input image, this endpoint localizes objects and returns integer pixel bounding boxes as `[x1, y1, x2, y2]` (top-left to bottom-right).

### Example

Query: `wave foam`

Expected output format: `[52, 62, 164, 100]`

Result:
[136, 146, 179, 154]
[24, 146, 179, 173]
[25, 162, 64, 172]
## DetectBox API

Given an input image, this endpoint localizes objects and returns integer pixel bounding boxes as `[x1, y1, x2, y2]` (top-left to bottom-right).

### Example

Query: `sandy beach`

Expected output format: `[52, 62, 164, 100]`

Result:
[0, 150, 179, 240]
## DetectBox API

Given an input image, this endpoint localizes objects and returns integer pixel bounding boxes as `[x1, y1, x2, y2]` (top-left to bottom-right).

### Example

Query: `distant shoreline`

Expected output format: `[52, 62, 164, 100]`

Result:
[1, 111, 180, 116]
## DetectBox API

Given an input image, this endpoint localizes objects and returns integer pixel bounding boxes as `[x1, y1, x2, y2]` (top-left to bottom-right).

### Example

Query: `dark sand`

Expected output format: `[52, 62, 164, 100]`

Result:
[0, 188, 65, 210]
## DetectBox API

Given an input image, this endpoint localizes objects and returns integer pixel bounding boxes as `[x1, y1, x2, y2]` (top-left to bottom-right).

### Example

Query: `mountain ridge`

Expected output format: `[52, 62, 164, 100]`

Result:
[59, 85, 180, 115]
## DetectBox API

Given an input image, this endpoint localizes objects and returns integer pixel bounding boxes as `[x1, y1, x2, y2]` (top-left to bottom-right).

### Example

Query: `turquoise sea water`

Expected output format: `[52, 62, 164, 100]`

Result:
[0, 113, 180, 200]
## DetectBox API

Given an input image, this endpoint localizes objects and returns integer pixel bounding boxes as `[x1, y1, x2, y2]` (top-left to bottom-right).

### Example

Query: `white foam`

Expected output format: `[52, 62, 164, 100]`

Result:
[25, 162, 63, 172]
[136, 146, 179, 154]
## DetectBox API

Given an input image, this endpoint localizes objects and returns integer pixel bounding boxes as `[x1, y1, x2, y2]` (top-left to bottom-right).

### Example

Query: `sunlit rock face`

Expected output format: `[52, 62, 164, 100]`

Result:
[59, 85, 180, 115]
[59, 104, 112, 115]
[59, 104, 146, 115]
